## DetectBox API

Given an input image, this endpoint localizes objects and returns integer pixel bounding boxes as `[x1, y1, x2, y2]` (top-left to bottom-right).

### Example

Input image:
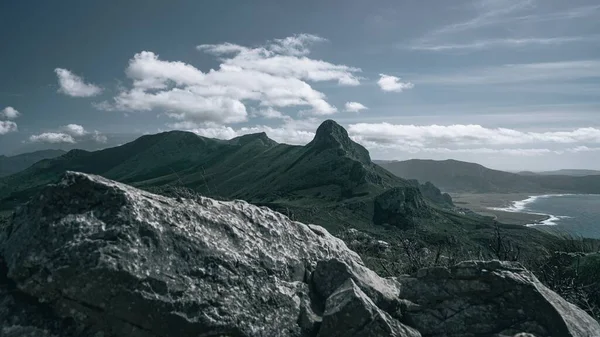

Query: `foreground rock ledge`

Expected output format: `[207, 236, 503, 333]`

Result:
[0, 172, 598, 337]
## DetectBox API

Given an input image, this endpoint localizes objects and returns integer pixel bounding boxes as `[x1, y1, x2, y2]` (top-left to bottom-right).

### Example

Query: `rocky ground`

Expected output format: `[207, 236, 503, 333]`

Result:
[0, 172, 598, 337]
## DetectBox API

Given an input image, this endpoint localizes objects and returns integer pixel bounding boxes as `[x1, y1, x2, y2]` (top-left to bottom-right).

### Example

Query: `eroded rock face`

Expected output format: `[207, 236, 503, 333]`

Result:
[373, 187, 428, 229]
[317, 279, 420, 337]
[0, 172, 410, 337]
[400, 260, 600, 337]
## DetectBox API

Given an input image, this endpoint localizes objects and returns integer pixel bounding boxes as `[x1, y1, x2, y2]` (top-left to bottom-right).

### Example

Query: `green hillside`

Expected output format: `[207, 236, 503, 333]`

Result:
[376, 159, 600, 194]
[0, 149, 66, 177]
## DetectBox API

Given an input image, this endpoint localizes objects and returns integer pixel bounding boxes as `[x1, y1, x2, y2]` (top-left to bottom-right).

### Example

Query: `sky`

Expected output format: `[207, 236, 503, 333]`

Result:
[1, 0, 599, 171]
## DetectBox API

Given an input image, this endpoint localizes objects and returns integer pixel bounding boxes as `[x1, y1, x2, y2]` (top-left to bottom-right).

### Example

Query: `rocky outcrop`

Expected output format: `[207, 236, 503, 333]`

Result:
[417, 181, 454, 207]
[373, 187, 429, 229]
[0, 172, 598, 337]
[307, 120, 371, 164]
[400, 260, 600, 337]
[0, 172, 415, 337]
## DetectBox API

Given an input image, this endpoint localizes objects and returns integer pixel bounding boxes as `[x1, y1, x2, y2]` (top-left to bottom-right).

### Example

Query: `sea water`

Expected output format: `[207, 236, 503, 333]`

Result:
[494, 194, 600, 239]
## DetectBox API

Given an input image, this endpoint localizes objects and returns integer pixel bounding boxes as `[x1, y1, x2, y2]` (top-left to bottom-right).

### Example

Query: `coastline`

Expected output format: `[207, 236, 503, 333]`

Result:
[450, 193, 551, 226]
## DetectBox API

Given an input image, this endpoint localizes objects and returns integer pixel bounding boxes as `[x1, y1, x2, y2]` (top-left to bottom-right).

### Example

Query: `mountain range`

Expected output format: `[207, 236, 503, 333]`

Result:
[0, 121, 454, 227]
[0, 120, 568, 265]
[0, 149, 65, 177]
[376, 159, 600, 194]
[518, 169, 600, 177]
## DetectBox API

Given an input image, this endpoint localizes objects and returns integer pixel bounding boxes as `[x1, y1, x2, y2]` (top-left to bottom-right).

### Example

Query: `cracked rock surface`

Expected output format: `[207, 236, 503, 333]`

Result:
[0, 172, 414, 337]
[0, 172, 598, 337]
[400, 260, 600, 337]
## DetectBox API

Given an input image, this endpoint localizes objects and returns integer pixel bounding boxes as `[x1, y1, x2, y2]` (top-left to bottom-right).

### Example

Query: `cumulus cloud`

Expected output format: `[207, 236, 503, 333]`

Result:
[344, 102, 368, 113]
[92, 130, 108, 143]
[55, 68, 103, 97]
[0, 121, 18, 135]
[99, 34, 362, 124]
[28, 124, 106, 144]
[0, 107, 19, 135]
[63, 124, 88, 136]
[377, 74, 414, 92]
[29, 132, 76, 144]
[0, 106, 20, 119]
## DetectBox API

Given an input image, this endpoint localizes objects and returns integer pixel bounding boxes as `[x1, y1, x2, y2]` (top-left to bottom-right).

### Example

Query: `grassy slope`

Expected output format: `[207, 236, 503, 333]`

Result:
[376, 159, 600, 194]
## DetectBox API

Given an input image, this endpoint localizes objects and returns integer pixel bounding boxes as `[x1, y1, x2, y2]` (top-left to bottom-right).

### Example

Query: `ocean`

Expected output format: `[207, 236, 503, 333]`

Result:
[494, 194, 600, 239]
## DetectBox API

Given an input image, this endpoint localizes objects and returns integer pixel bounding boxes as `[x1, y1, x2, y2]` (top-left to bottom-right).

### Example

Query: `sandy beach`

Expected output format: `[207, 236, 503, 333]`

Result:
[450, 193, 549, 226]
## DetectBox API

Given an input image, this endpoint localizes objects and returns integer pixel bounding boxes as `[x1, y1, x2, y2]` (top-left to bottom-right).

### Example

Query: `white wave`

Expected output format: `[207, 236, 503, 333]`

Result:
[488, 194, 575, 226]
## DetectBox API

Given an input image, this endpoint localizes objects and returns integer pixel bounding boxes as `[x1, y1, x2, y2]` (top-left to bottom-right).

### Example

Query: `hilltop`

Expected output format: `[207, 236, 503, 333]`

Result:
[376, 159, 600, 194]
[0, 149, 66, 177]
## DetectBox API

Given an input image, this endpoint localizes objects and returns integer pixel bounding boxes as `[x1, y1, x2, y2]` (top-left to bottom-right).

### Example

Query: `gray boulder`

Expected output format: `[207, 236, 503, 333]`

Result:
[400, 260, 600, 337]
[0, 171, 406, 337]
[317, 279, 420, 337]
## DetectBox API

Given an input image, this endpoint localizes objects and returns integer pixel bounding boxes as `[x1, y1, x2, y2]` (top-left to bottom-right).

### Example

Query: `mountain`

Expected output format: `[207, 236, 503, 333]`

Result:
[0, 149, 66, 177]
[0, 121, 440, 231]
[519, 169, 600, 177]
[375, 159, 600, 194]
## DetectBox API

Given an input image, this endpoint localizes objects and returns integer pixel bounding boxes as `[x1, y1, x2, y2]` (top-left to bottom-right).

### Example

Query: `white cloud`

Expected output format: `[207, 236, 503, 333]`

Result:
[0, 106, 20, 119]
[92, 130, 108, 143]
[0, 121, 18, 135]
[267, 34, 327, 56]
[413, 2, 600, 54]
[431, 0, 535, 36]
[377, 74, 414, 92]
[63, 124, 88, 136]
[410, 36, 597, 52]
[432, 2, 599, 36]
[348, 123, 600, 147]
[344, 102, 368, 113]
[100, 35, 362, 124]
[55, 68, 102, 97]
[29, 132, 76, 144]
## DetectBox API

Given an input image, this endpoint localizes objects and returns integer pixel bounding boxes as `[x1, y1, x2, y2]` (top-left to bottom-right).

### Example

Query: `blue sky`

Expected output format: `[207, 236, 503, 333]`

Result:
[1, 0, 599, 170]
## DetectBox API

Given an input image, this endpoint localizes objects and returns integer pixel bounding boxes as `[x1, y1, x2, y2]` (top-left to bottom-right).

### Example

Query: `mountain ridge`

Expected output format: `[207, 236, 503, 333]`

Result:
[0, 149, 66, 177]
[0, 121, 436, 229]
[376, 159, 600, 194]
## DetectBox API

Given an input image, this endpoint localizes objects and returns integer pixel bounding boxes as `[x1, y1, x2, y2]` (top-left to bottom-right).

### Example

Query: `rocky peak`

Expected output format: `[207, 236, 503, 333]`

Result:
[308, 120, 371, 163]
